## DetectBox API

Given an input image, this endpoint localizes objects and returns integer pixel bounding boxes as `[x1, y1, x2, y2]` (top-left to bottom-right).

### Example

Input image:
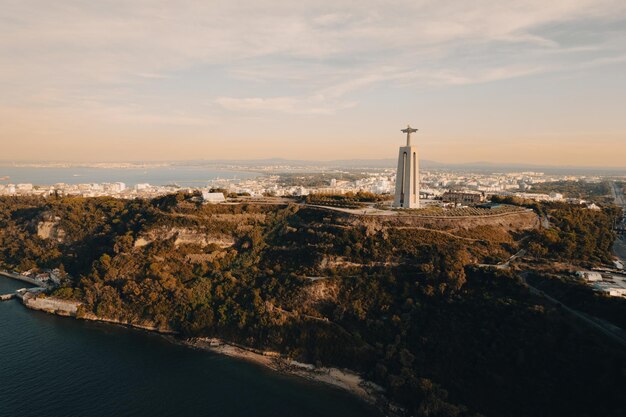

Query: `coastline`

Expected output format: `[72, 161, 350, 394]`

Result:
[14, 293, 391, 413]
[180, 337, 386, 406]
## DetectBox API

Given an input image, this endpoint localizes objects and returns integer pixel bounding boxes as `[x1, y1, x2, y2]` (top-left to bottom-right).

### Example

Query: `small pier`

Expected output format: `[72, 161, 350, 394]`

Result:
[1, 287, 46, 302]
[0, 270, 43, 287]
[1, 293, 16, 301]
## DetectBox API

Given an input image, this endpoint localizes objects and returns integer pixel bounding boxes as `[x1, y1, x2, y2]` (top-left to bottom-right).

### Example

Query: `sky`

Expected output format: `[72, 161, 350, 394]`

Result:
[1, 0, 626, 166]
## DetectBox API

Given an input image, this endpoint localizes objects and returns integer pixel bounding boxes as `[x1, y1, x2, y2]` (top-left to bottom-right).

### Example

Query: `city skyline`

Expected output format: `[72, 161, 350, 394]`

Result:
[2, 1, 626, 167]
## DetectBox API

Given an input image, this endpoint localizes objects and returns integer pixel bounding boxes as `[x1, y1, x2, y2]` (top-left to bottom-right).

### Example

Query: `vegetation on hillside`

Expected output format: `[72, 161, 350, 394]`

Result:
[394, 205, 526, 217]
[0, 194, 624, 417]
[527, 272, 626, 330]
[491, 195, 621, 266]
[305, 191, 391, 208]
[528, 180, 611, 202]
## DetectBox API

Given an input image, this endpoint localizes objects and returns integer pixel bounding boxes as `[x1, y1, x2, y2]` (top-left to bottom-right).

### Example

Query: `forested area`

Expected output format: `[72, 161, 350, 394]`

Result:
[0, 195, 624, 417]
[491, 195, 621, 265]
[528, 204, 620, 264]
[526, 272, 626, 330]
[528, 180, 611, 201]
[304, 191, 391, 208]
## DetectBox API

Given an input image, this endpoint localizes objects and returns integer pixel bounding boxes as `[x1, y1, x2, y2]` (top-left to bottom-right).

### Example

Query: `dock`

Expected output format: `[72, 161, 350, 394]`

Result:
[1, 293, 16, 301]
[1, 287, 47, 302]
[0, 270, 47, 287]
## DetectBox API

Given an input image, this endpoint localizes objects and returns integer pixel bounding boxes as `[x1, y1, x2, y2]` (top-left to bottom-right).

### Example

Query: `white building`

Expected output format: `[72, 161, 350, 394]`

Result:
[373, 179, 392, 194]
[592, 282, 626, 297]
[201, 191, 226, 204]
[575, 270, 602, 282]
[292, 186, 309, 196]
[16, 183, 33, 192]
[104, 182, 126, 193]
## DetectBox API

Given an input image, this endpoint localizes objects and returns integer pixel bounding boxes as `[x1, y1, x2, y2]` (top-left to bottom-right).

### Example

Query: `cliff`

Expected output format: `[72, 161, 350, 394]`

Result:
[134, 226, 235, 248]
[21, 293, 80, 316]
[37, 215, 66, 242]
[21, 293, 177, 333]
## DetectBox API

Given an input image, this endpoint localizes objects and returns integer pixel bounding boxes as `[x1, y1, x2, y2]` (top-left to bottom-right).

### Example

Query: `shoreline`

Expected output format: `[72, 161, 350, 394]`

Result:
[11, 293, 392, 414]
[180, 337, 386, 406]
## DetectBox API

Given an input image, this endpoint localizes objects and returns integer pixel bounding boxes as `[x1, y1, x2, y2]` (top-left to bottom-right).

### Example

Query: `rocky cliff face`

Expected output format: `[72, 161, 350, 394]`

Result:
[22, 293, 79, 316]
[21, 293, 176, 333]
[134, 226, 235, 248]
[37, 214, 66, 242]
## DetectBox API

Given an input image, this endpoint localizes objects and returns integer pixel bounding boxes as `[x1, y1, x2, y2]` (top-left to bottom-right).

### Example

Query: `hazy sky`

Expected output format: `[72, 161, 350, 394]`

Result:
[1, 0, 626, 166]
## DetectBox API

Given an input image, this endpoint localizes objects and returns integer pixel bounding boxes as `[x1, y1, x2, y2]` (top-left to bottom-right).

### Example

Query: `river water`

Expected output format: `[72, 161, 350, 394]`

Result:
[0, 279, 379, 417]
[0, 166, 259, 187]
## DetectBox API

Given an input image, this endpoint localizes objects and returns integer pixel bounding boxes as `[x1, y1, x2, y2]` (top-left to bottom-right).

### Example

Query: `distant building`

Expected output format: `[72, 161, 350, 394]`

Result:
[575, 270, 602, 282]
[35, 273, 50, 283]
[420, 188, 442, 199]
[373, 179, 392, 194]
[112, 182, 126, 192]
[49, 269, 63, 285]
[201, 191, 226, 204]
[442, 191, 484, 205]
[512, 192, 551, 201]
[16, 183, 33, 192]
[592, 282, 626, 297]
[292, 186, 309, 196]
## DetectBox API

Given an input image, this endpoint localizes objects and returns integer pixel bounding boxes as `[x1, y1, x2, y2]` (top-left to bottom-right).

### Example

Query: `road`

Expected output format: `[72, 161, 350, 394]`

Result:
[475, 185, 626, 347]
[510, 182, 625, 347]
[610, 181, 626, 267]
[477, 248, 527, 270]
[519, 272, 626, 348]
[610, 181, 626, 207]
[0, 270, 46, 287]
[614, 237, 626, 269]
[510, 183, 626, 347]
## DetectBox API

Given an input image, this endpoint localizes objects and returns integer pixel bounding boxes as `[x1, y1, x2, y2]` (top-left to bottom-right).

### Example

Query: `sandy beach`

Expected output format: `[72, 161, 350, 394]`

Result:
[182, 337, 387, 406]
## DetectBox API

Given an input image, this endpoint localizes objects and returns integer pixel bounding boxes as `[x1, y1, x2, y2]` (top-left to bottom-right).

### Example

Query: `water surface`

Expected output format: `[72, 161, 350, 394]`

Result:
[0, 166, 258, 187]
[0, 278, 379, 417]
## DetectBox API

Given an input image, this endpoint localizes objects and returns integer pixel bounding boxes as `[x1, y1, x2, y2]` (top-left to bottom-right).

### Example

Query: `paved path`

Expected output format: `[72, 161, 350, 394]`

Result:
[477, 248, 527, 269]
[610, 181, 626, 268]
[610, 181, 625, 207]
[519, 272, 626, 348]
[0, 271, 44, 287]
[307, 204, 395, 216]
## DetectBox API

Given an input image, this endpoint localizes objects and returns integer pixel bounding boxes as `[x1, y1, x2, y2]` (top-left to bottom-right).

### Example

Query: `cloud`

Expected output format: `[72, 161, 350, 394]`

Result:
[215, 96, 355, 115]
[1, 0, 625, 117]
[216, 97, 300, 113]
[136, 72, 170, 79]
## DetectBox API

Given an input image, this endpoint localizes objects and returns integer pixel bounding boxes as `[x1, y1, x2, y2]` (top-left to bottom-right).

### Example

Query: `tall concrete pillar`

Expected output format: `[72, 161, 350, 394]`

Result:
[393, 125, 419, 208]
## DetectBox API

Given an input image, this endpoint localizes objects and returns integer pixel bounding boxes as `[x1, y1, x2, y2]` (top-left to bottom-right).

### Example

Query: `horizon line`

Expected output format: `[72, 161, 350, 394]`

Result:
[0, 158, 626, 171]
